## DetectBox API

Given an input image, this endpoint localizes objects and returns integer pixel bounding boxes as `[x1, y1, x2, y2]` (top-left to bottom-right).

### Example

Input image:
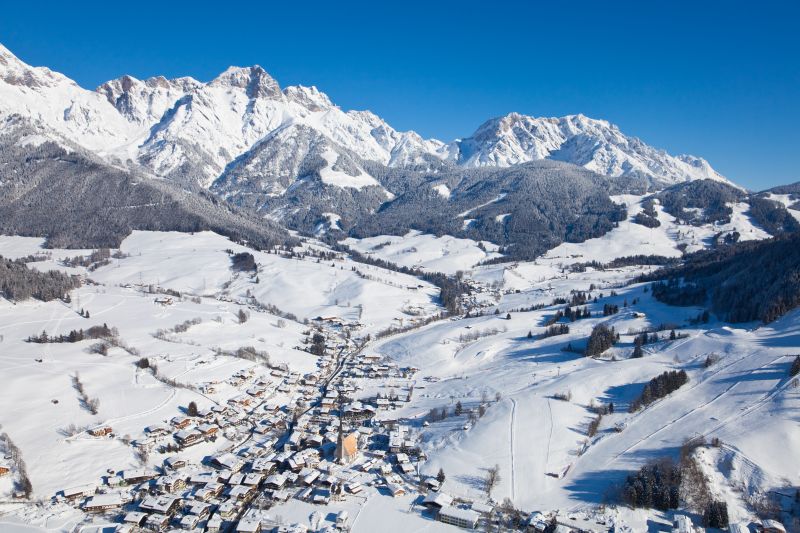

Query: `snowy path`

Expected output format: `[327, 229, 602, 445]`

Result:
[509, 397, 517, 502]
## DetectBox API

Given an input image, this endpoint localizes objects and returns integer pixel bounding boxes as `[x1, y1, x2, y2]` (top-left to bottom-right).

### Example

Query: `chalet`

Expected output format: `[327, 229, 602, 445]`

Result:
[341, 402, 376, 422]
[422, 492, 453, 509]
[123, 511, 148, 527]
[164, 456, 186, 470]
[195, 482, 224, 500]
[88, 426, 112, 437]
[0, 465, 9, 477]
[527, 512, 549, 532]
[217, 500, 241, 518]
[188, 472, 216, 485]
[157, 473, 186, 493]
[171, 416, 192, 429]
[237, 516, 263, 533]
[145, 424, 170, 436]
[424, 478, 441, 491]
[386, 481, 405, 497]
[212, 452, 244, 472]
[139, 494, 181, 515]
[121, 468, 158, 485]
[301, 469, 320, 485]
[228, 394, 253, 408]
[144, 513, 170, 531]
[246, 386, 266, 398]
[82, 492, 129, 513]
[437, 506, 480, 529]
[179, 514, 201, 530]
[243, 473, 264, 486]
[336, 510, 349, 529]
[174, 428, 204, 447]
[197, 423, 219, 438]
[185, 500, 212, 518]
[251, 458, 277, 474]
[207, 515, 224, 533]
[62, 484, 96, 501]
[264, 473, 288, 490]
[216, 469, 234, 484]
[345, 481, 363, 494]
[228, 484, 255, 501]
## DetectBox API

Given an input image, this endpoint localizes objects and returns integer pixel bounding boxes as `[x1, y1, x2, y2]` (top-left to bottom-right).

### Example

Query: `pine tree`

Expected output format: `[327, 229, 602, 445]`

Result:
[436, 468, 446, 484]
[790, 355, 800, 377]
[187, 401, 198, 417]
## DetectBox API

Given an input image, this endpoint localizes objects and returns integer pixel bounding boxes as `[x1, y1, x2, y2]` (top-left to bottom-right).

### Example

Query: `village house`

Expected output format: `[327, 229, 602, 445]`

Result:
[139, 494, 181, 515]
[212, 452, 245, 472]
[82, 492, 129, 513]
[164, 456, 186, 470]
[62, 484, 96, 501]
[264, 473, 288, 490]
[170, 416, 192, 429]
[422, 492, 453, 510]
[145, 424, 170, 437]
[227, 484, 255, 501]
[144, 512, 170, 531]
[179, 513, 201, 530]
[174, 428, 204, 448]
[121, 468, 158, 485]
[0, 465, 10, 477]
[123, 511, 148, 527]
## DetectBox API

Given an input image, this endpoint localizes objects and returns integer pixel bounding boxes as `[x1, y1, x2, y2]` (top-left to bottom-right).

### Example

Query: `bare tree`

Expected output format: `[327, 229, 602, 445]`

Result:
[485, 464, 501, 498]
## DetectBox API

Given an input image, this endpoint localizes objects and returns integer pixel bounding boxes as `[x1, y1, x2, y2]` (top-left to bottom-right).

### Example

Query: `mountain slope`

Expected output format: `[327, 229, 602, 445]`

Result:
[449, 113, 729, 186]
[643, 232, 800, 323]
[0, 115, 294, 249]
[0, 42, 728, 192]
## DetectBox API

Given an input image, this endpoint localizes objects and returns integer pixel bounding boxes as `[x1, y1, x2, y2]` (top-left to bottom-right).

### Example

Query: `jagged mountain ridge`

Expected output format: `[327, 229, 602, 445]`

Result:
[0, 114, 295, 250]
[0, 42, 728, 192]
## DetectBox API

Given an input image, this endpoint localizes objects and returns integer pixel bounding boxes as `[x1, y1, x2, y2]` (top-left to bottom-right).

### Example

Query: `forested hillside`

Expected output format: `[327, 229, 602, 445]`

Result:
[0, 117, 296, 250]
[643, 233, 800, 322]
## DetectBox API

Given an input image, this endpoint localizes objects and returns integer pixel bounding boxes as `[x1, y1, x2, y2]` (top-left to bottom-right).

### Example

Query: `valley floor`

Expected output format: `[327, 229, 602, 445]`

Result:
[0, 214, 797, 532]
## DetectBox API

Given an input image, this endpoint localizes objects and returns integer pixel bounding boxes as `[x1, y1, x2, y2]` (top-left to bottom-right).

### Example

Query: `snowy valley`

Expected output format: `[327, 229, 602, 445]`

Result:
[0, 41, 799, 533]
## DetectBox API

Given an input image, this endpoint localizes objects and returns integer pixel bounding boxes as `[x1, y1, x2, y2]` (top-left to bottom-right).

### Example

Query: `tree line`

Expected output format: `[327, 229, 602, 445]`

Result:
[0, 255, 81, 302]
[629, 370, 688, 412]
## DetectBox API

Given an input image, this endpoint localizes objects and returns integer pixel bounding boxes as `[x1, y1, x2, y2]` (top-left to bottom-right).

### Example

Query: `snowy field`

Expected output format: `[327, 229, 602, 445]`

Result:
[0, 198, 795, 532]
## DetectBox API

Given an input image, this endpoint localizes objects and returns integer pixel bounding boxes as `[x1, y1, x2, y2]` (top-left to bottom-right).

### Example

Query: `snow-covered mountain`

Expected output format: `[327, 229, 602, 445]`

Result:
[449, 112, 728, 185]
[0, 42, 728, 192]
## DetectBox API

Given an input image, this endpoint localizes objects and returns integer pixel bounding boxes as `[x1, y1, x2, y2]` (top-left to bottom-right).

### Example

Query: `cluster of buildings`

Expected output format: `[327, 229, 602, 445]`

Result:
[54, 323, 440, 533]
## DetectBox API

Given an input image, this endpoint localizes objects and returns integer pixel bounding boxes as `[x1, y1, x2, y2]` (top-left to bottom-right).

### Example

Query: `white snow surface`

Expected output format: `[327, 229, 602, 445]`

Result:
[0, 42, 731, 190]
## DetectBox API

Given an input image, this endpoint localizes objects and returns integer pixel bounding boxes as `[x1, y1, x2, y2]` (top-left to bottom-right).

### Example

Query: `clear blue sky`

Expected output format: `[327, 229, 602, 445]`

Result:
[2, 0, 798, 189]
